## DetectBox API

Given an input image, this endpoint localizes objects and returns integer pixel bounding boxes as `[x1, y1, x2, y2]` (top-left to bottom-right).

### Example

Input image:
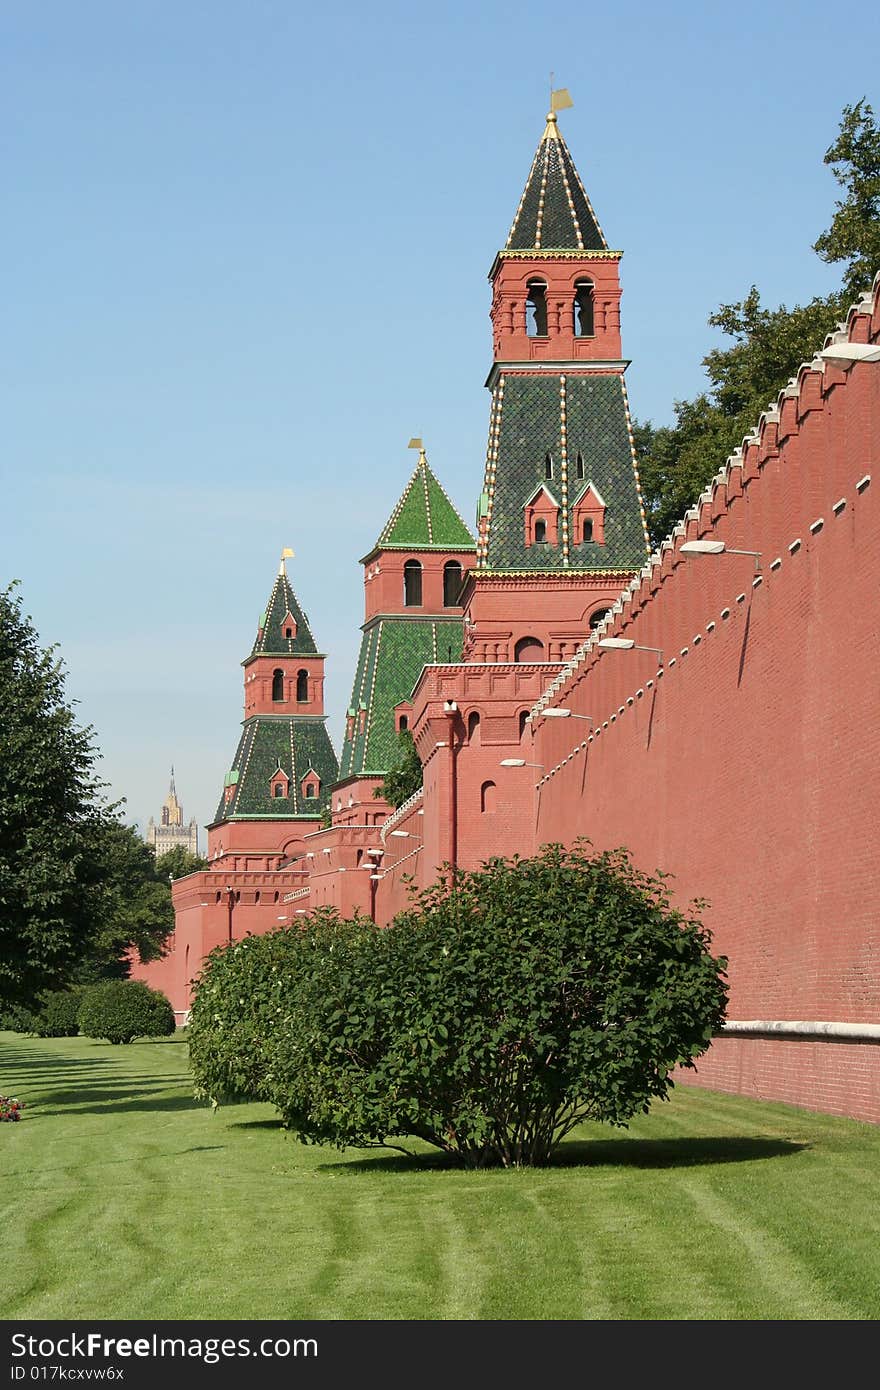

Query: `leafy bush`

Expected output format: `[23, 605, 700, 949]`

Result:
[77, 980, 176, 1045]
[188, 909, 375, 1108]
[35, 989, 84, 1037]
[191, 844, 727, 1167]
[0, 1003, 42, 1034]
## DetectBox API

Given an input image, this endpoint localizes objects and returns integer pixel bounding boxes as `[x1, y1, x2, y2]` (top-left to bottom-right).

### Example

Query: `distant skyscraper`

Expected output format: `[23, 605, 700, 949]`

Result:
[146, 768, 199, 859]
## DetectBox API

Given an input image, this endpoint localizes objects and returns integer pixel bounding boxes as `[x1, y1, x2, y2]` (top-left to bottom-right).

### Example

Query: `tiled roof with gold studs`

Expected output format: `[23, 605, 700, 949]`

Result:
[250, 558, 319, 658]
[477, 372, 651, 573]
[505, 112, 608, 253]
[365, 448, 475, 559]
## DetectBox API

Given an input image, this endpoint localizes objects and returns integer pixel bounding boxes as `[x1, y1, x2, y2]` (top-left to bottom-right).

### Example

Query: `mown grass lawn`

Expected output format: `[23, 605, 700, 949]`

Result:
[2, 1030, 879, 1320]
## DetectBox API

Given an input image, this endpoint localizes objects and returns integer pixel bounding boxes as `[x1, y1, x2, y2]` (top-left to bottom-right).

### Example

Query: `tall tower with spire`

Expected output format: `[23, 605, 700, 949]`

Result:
[333, 443, 475, 825]
[146, 768, 199, 859]
[462, 100, 650, 663]
[206, 552, 339, 865]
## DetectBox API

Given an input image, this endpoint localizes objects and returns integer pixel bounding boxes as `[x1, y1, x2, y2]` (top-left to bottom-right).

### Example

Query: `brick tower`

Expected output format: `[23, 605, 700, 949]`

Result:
[206, 552, 338, 867]
[332, 443, 475, 826]
[463, 103, 650, 662]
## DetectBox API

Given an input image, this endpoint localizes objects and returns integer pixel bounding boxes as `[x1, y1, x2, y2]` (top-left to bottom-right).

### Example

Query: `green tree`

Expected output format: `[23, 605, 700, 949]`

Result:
[638, 100, 879, 546]
[155, 845, 208, 881]
[72, 820, 177, 982]
[0, 584, 109, 1008]
[374, 728, 423, 809]
[814, 99, 880, 300]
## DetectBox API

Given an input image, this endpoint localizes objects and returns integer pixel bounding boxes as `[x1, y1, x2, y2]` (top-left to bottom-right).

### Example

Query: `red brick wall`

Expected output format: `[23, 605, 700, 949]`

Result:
[682, 1037, 880, 1126]
[530, 288, 880, 1122]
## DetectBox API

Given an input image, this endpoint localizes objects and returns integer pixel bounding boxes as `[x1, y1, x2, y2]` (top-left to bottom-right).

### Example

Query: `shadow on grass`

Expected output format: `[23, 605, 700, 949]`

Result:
[229, 1119, 287, 1131]
[0, 1146, 227, 1180]
[31, 1092, 209, 1117]
[549, 1135, 809, 1169]
[319, 1135, 808, 1175]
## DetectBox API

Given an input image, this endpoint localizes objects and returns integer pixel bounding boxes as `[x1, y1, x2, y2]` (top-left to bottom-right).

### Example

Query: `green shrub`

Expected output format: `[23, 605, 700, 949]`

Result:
[36, 989, 85, 1037]
[78, 980, 176, 1045]
[188, 909, 375, 1109]
[190, 844, 728, 1167]
[0, 1003, 42, 1034]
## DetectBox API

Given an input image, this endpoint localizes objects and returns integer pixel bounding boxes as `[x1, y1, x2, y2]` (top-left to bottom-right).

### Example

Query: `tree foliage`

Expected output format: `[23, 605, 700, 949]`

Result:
[0, 584, 181, 1003]
[814, 99, 880, 300]
[72, 820, 177, 983]
[155, 846, 208, 881]
[637, 100, 879, 546]
[0, 584, 109, 1007]
[189, 845, 727, 1168]
[77, 980, 176, 1045]
[374, 729, 423, 809]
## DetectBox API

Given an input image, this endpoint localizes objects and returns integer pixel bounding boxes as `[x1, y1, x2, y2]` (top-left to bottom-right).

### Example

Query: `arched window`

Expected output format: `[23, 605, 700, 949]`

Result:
[514, 636, 545, 663]
[519, 710, 530, 739]
[273, 782, 286, 798]
[443, 560, 463, 607]
[582, 519, 593, 543]
[526, 280, 548, 337]
[589, 608, 612, 630]
[285, 626, 293, 638]
[574, 279, 594, 337]
[467, 711, 481, 742]
[272, 668, 284, 702]
[480, 780, 496, 813]
[404, 559, 422, 607]
[305, 782, 316, 798]
[296, 669, 308, 702]
[398, 715, 408, 732]
[576, 451, 585, 479]
[544, 452, 553, 479]
[534, 519, 547, 544]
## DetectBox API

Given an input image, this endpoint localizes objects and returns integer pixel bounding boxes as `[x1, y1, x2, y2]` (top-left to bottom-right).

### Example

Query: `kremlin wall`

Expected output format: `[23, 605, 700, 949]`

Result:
[135, 107, 880, 1127]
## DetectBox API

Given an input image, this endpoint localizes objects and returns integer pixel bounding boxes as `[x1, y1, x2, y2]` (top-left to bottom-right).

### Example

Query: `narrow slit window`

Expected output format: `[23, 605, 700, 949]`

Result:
[403, 559, 423, 607]
[574, 279, 594, 337]
[526, 280, 548, 337]
[443, 560, 463, 607]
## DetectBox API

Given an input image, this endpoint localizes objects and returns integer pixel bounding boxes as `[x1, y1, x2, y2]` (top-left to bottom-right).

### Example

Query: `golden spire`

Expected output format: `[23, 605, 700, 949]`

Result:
[543, 86, 572, 140]
[279, 546, 294, 576]
[408, 436, 427, 465]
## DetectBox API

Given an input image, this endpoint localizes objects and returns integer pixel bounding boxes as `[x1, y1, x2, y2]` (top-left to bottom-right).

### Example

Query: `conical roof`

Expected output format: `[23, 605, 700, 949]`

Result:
[250, 559, 318, 657]
[367, 449, 475, 557]
[506, 112, 608, 252]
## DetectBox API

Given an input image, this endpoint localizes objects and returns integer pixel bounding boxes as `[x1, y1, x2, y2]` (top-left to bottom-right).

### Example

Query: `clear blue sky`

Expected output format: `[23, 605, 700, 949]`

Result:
[2, 1, 876, 840]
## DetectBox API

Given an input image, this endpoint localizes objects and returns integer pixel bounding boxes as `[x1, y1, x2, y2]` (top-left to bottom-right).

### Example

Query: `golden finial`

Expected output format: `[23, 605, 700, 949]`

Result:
[279, 546, 294, 575]
[543, 84, 572, 140]
[408, 436, 427, 464]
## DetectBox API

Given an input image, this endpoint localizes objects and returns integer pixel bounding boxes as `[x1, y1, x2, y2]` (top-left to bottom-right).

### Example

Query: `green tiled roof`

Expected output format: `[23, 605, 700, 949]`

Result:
[211, 716, 338, 823]
[250, 567, 318, 657]
[506, 117, 607, 253]
[340, 617, 463, 777]
[372, 451, 475, 553]
[480, 373, 649, 572]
